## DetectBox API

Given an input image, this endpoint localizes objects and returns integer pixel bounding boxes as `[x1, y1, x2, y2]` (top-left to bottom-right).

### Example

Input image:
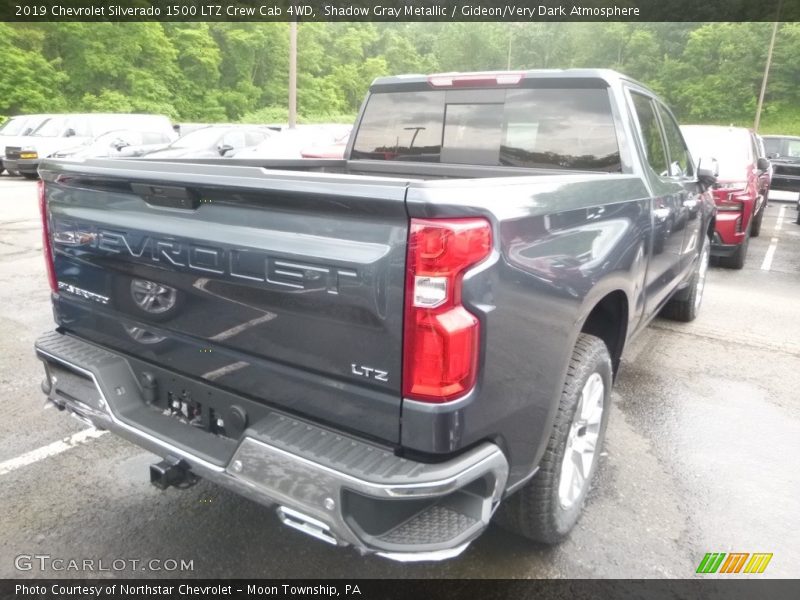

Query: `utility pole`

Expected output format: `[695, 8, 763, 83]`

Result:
[755, 1, 782, 132]
[507, 29, 512, 69]
[506, 24, 522, 70]
[289, 21, 297, 129]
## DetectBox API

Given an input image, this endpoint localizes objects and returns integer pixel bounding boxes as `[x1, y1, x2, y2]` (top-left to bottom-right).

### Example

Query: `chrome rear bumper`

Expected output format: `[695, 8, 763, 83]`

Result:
[35, 331, 508, 562]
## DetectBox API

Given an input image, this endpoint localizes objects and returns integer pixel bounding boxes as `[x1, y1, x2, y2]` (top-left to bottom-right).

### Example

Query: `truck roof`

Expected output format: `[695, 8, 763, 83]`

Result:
[370, 68, 647, 91]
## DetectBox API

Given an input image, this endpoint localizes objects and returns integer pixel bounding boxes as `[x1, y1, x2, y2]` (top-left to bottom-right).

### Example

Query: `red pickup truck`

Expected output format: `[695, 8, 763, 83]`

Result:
[681, 125, 771, 269]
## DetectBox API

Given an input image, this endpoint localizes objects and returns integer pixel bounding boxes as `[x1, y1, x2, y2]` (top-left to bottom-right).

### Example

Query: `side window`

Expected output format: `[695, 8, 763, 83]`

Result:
[141, 132, 171, 145]
[118, 131, 143, 145]
[65, 117, 91, 137]
[630, 92, 668, 177]
[657, 104, 693, 177]
[221, 130, 246, 150]
[245, 131, 268, 147]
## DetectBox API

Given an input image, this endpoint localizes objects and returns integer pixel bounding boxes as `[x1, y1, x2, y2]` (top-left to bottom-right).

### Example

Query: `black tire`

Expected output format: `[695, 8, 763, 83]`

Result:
[661, 235, 710, 322]
[496, 333, 612, 544]
[795, 208, 800, 225]
[718, 226, 750, 269]
[750, 205, 764, 238]
[21, 172, 39, 180]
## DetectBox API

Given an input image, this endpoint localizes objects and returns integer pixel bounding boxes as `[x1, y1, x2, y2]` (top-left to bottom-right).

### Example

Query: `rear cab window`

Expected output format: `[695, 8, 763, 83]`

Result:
[763, 138, 781, 156]
[681, 126, 756, 181]
[351, 84, 622, 172]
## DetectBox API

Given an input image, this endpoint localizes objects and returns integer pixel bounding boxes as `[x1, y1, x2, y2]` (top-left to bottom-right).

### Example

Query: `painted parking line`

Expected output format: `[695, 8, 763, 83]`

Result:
[760, 205, 786, 271]
[0, 428, 106, 477]
[761, 239, 779, 271]
[774, 204, 786, 231]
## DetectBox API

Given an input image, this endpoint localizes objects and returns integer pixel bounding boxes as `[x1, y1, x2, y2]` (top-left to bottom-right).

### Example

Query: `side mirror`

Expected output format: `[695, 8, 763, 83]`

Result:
[696, 156, 718, 189]
[757, 157, 771, 171]
[64, 128, 76, 138]
[218, 144, 234, 156]
[767, 152, 780, 159]
[113, 139, 130, 151]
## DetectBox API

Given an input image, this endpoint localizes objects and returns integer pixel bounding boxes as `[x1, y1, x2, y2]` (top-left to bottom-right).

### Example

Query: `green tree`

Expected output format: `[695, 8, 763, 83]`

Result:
[376, 29, 438, 74]
[40, 23, 180, 116]
[211, 23, 288, 119]
[665, 23, 771, 121]
[1, 22, 799, 134]
[432, 23, 508, 71]
[164, 23, 226, 121]
[0, 24, 67, 114]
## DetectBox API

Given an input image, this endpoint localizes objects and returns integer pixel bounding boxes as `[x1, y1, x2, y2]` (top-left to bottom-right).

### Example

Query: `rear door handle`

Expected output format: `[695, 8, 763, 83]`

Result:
[131, 183, 200, 210]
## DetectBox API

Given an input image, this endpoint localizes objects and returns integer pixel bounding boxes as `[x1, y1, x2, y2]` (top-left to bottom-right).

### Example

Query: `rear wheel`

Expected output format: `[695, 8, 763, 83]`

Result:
[21, 173, 39, 180]
[496, 333, 611, 543]
[662, 235, 710, 322]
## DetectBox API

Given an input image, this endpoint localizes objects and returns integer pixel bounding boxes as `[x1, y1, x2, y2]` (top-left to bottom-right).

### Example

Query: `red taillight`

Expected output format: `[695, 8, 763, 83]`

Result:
[38, 180, 57, 293]
[403, 218, 492, 403]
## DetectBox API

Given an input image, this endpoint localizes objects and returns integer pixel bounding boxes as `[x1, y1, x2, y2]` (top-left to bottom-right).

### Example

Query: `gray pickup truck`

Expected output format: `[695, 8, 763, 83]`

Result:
[34, 69, 715, 561]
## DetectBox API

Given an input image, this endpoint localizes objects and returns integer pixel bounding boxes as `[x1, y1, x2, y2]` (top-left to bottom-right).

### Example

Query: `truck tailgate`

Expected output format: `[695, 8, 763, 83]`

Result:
[41, 160, 411, 443]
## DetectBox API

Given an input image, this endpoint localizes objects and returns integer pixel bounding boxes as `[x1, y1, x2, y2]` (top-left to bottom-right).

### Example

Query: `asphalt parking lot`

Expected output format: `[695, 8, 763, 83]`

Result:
[1, 175, 798, 578]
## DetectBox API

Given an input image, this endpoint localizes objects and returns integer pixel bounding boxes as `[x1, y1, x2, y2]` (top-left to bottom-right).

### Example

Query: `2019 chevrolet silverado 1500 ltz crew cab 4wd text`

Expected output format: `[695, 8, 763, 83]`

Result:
[34, 70, 715, 561]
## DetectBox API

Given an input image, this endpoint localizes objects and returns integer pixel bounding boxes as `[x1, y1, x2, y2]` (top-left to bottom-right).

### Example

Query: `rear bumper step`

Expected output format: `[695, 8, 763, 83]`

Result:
[34, 331, 508, 561]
